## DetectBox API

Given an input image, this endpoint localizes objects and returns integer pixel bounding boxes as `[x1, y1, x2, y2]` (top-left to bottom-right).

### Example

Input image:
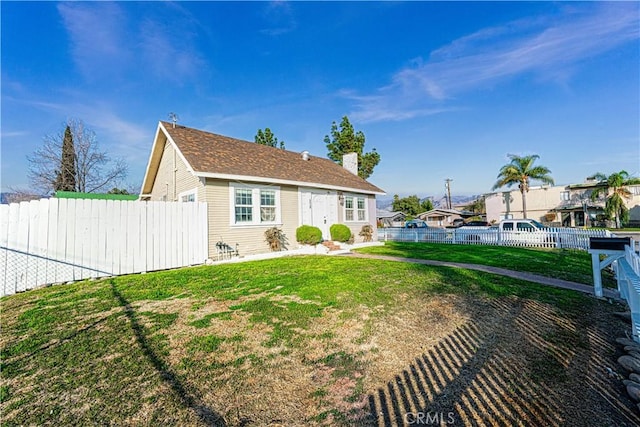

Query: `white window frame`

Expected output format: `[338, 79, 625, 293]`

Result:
[178, 188, 197, 202]
[344, 194, 368, 223]
[560, 191, 570, 201]
[229, 184, 281, 227]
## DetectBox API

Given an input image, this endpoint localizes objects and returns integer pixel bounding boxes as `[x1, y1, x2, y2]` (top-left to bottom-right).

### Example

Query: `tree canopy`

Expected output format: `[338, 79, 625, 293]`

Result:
[324, 116, 380, 180]
[27, 119, 128, 195]
[492, 154, 554, 219]
[255, 128, 285, 149]
[590, 170, 640, 228]
[392, 195, 433, 217]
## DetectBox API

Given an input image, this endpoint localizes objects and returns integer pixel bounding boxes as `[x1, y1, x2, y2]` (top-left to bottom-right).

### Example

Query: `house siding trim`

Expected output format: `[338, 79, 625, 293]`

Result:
[194, 171, 385, 196]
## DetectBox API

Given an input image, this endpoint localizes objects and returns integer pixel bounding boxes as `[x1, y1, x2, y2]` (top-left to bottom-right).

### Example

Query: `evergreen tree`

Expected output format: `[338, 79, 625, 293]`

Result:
[255, 128, 285, 149]
[54, 125, 76, 191]
[324, 116, 380, 179]
[28, 119, 128, 194]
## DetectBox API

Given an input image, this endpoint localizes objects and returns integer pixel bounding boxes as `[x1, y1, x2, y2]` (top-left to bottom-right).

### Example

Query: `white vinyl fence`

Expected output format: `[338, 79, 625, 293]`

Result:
[0, 198, 208, 297]
[380, 227, 611, 250]
[616, 243, 640, 342]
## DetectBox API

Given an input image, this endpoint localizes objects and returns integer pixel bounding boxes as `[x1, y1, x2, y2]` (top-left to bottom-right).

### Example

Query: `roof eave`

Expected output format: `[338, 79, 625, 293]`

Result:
[139, 122, 197, 196]
[193, 171, 386, 196]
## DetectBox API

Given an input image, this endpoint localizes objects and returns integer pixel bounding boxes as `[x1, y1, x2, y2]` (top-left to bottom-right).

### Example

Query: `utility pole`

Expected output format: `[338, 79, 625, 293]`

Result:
[445, 178, 453, 210]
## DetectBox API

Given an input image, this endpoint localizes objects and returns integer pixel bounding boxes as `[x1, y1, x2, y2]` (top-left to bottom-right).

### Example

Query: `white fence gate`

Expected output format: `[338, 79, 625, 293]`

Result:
[0, 198, 208, 297]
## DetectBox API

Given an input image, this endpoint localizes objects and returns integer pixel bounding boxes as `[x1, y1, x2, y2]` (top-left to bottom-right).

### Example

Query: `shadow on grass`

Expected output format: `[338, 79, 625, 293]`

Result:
[366, 298, 640, 426]
[110, 282, 226, 426]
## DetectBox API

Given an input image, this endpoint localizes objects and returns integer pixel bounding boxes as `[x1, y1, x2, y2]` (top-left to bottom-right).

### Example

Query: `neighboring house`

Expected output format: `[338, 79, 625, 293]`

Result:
[416, 209, 467, 228]
[140, 121, 385, 258]
[485, 178, 640, 227]
[376, 210, 406, 227]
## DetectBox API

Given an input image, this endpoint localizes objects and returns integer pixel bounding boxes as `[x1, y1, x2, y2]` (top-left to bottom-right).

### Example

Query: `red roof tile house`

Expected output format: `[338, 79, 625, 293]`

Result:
[140, 121, 385, 258]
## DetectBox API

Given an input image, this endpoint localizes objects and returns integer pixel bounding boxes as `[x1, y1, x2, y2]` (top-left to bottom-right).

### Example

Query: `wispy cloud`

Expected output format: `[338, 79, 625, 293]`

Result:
[349, 3, 639, 123]
[57, 2, 130, 81]
[139, 18, 205, 84]
[260, 1, 297, 36]
[58, 2, 205, 84]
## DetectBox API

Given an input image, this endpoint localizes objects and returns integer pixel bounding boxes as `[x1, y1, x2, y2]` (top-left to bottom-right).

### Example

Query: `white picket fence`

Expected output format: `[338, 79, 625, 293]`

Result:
[380, 227, 611, 250]
[0, 198, 208, 297]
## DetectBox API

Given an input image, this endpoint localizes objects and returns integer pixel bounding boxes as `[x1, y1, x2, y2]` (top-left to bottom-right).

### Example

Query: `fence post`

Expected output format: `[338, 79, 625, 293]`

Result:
[591, 252, 603, 298]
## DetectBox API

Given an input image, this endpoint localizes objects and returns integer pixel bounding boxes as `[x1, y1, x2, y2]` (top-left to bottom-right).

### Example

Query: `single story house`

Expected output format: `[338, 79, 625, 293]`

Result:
[376, 210, 406, 227]
[417, 209, 469, 228]
[140, 121, 385, 258]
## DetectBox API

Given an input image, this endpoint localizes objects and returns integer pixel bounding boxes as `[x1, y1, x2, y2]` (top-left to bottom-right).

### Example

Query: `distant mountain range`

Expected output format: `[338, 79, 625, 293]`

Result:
[376, 194, 481, 212]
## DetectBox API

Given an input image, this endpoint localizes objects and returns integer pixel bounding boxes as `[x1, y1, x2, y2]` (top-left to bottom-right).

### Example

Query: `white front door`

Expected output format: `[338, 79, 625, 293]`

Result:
[300, 190, 338, 240]
[312, 193, 329, 239]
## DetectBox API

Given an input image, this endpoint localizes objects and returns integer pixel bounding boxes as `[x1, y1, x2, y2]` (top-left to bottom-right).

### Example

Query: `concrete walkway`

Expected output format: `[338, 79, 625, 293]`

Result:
[341, 252, 620, 300]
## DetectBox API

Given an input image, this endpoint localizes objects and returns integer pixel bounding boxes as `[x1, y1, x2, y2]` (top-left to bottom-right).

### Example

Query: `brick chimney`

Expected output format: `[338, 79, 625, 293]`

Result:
[343, 152, 358, 176]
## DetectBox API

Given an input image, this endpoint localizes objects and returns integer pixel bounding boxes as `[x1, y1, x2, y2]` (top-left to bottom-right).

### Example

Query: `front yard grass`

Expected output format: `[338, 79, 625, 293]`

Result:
[0, 254, 636, 426]
[355, 241, 616, 286]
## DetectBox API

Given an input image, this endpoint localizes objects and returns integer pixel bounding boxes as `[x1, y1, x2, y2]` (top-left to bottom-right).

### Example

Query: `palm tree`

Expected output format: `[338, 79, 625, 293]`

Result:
[492, 154, 554, 219]
[590, 170, 640, 228]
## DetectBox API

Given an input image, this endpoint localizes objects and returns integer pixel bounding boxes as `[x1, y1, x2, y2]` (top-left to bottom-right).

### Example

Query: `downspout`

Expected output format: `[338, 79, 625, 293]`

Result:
[173, 146, 177, 201]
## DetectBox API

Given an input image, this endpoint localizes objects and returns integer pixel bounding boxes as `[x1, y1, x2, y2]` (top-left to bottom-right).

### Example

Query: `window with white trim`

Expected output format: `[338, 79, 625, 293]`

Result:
[260, 189, 276, 222]
[179, 189, 197, 202]
[345, 195, 367, 222]
[230, 185, 280, 225]
[235, 188, 253, 222]
[560, 191, 570, 201]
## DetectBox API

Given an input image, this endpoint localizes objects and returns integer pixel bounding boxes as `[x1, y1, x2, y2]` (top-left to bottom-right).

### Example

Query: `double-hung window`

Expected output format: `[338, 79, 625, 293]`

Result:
[260, 189, 276, 222]
[231, 185, 280, 225]
[234, 188, 253, 223]
[345, 195, 367, 222]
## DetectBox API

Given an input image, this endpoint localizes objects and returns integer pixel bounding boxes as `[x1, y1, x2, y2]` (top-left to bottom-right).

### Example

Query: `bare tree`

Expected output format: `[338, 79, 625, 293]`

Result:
[27, 119, 128, 194]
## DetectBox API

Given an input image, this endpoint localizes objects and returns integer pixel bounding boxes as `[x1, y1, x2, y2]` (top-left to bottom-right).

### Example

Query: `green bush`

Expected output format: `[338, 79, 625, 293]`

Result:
[330, 224, 352, 242]
[296, 225, 323, 245]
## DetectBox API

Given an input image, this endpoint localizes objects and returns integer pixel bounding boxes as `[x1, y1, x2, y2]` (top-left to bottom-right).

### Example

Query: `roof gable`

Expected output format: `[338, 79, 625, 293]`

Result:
[142, 121, 384, 195]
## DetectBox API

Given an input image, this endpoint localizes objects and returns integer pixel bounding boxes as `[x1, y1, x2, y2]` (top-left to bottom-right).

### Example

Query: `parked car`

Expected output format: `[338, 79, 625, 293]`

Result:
[451, 218, 465, 228]
[404, 219, 428, 229]
[459, 220, 490, 228]
[457, 218, 557, 245]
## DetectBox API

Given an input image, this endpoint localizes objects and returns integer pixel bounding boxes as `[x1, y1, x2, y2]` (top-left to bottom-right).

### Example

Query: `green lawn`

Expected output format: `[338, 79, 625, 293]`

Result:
[0, 253, 634, 426]
[355, 241, 616, 286]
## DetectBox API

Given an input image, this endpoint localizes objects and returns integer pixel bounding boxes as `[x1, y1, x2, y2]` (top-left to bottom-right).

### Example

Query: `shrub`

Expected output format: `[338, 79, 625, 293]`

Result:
[330, 224, 352, 242]
[264, 227, 287, 251]
[296, 225, 323, 245]
[359, 224, 373, 242]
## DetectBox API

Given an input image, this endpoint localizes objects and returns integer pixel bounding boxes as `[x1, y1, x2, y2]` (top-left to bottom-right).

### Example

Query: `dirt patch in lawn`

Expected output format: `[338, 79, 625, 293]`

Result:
[2, 288, 638, 426]
[108, 292, 638, 426]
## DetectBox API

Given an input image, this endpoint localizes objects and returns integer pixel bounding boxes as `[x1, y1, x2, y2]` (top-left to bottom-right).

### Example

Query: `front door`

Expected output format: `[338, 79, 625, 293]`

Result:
[312, 193, 329, 239]
[300, 190, 338, 240]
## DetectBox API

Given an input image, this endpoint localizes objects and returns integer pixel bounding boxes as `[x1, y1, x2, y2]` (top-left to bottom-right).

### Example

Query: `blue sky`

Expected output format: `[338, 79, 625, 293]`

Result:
[2, 1, 639, 198]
